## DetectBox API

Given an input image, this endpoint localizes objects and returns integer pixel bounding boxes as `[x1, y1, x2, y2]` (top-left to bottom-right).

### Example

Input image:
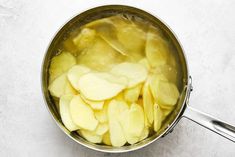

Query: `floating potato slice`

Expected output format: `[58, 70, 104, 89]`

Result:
[162, 106, 174, 119]
[145, 26, 170, 68]
[94, 102, 108, 123]
[49, 52, 76, 83]
[67, 65, 91, 91]
[95, 123, 109, 135]
[153, 64, 177, 84]
[81, 95, 104, 110]
[108, 100, 128, 147]
[153, 103, 163, 132]
[59, 95, 80, 131]
[139, 58, 151, 71]
[70, 95, 98, 131]
[119, 103, 145, 144]
[102, 132, 111, 145]
[77, 37, 126, 71]
[155, 80, 180, 106]
[111, 62, 147, 88]
[149, 74, 168, 100]
[117, 23, 146, 61]
[139, 127, 149, 141]
[78, 130, 102, 143]
[73, 28, 96, 51]
[142, 79, 154, 124]
[48, 73, 77, 98]
[78, 72, 127, 101]
[124, 84, 142, 103]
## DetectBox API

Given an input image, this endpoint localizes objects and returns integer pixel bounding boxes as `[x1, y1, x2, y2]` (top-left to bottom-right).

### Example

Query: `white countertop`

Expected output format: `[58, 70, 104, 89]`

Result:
[0, 0, 235, 156]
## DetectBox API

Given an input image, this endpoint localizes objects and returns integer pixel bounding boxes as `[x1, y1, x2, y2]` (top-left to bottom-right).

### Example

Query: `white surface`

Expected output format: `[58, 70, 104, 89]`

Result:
[0, 0, 235, 156]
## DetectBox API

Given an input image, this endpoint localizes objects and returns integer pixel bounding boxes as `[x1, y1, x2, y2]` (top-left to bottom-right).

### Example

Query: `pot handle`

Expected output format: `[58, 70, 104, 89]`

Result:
[183, 106, 235, 142]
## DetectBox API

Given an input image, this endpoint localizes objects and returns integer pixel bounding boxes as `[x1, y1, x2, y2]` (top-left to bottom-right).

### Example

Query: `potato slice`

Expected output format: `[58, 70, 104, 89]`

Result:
[119, 103, 145, 144]
[139, 58, 151, 71]
[145, 27, 169, 68]
[162, 106, 174, 119]
[67, 65, 91, 91]
[59, 95, 79, 131]
[153, 65, 177, 84]
[49, 52, 76, 82]
[78, 72, 127, 101]
[142, 79, 154, 124]
[81, 95, 104, 110]
[73, 28, 96, 51]
[149, 74, 168, 100]
[70, 95, 98, 131]
[111, 62, 147, 88]
[153, 103, 163, 132]
[139, 127, 149, 141]
[95, 123, 109, 135]
[78, 130, 102, 143]
[124, 84, 142, 103]
[108, 100, 128, 147]
[48, 73, 77, 97]
[94, 102, 108, 123]
[102, 132, 111, 145]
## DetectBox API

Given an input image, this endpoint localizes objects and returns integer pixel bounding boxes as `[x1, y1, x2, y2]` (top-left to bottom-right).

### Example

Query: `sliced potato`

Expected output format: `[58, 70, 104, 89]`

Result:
[111, 62, 148, 88]
[67, 65, 91, 90]
[81, 95, 104, 110]
[79, 130, 102, 143]
[142, 79, 154, 124]
[59, 95, 79, 131]
[102, 132, 111, 145]
[162, 106, 174, 119]
[149, 74, 168, 100]
[49, 52, 76, 82]
[70, 95, 98, 131]
[124, 84, 142, 103]
[145, 26, 169, 68]
[153, 103, 163, 132]
[108, 100, 128, 147]
[139, 58, 151, 71]
[78, 72, 126, 101]
[139, 127, 149, 141]
[95, 123, 109, 135]
[73, 28, 96, 51]
[48, 73, 77, 97]
[94, 102, 108, 123]
[153, 64, 177, 84]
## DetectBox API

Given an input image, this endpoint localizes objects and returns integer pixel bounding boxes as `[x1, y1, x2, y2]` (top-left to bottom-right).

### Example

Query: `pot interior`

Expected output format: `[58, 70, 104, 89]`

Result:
[41, 5, 189, 153]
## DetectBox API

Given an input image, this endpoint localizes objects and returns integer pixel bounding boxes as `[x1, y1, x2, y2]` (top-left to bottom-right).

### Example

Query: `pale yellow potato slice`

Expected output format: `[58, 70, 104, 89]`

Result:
[59, 95, 79, 131]
[119, 103, 145, 144]
[153, 64, 177, 84]
[48, 73, 77, 98]
[78, 72, 127, 101]
[67, 65, 91, 91]
[102, 132, 111, 145]
[78, 130, 102, 143]
[111, 62, 148, 88]
[145, 26, 169, 68]
[49, 52, 76, 83]
[142, 79, 154, 124]
[139, 58, 151, 71]
[162, 106, 174, 119]
[81, 95, 104, 110]
[95, 123, 109, 135]
[73, 28, 96, 51]
[149, 74, 168, 100]
[108, 100, 128, 147]
[124, 84, 142, 103]
[153, 103, 163, 132]
[70, 95, 98, 131]
[77, 37, 126, 71]
[139, 127, 149, 141]
[94, 102, 108, 123]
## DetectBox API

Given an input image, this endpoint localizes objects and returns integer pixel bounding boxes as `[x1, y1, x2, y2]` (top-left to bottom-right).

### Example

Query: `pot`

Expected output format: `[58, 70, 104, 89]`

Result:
[41, 5, 235, 153]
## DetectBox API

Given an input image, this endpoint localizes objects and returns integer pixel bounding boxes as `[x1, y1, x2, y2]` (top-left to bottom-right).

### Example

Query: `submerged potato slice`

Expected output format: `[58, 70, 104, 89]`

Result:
[73, 28, 96, 51]
[153, 103, 163, 132]
[108, 100, 128, 147]
[49, 52, 76, 82]
[70, 95, 98, 131]
[149, 74, 168, 100]
[59, 95, 79, 131]
[111, 62, 148, 88]
[67, 65, 91, 91]
[79, 130, 102, 143]
[142, 79, 154, 124]
[102, 132, 112, 145]
[139, 58, 151, 71]
[78, 72, 127, 101]
[95, 123, 109, 135]
[145, 27, 169, 68]
[124, 84, 142, 103]
[139, 127, 149, 141]
[48, 73, 77, 97]
[153, 65, 177, 84]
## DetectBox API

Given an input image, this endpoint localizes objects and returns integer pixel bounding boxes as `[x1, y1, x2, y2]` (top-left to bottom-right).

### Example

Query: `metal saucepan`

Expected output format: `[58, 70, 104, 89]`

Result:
[41, 5, 235, 153]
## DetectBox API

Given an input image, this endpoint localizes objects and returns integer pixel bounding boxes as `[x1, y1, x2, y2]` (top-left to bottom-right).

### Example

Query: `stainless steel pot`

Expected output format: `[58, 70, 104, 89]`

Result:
[41, 5, 235, 153]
